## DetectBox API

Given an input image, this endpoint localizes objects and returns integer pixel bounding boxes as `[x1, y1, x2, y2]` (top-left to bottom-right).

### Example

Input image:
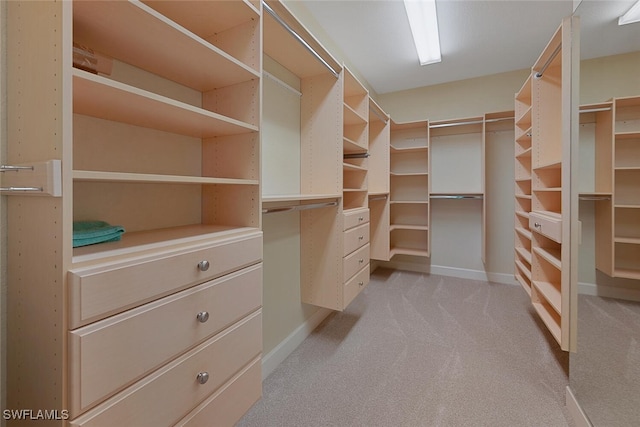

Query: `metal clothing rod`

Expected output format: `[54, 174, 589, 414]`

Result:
[344, 153, 370, 159]
[369, 195, 388, 201]
[430, 194, 484, 200]
[263, 71, 302, 97]
[262, 201, 338, 214]
[263, 1, 340, 79]
[1, 165, 34, 172]
[579, 107, 612, 114]
[430, 117, 514, 129]
[430, 120, 484, 129]
[371, 107, 389, 124]
[579, 195, 611, 201]
[0, 186, 43, 192]
[534, 43, 562, 78]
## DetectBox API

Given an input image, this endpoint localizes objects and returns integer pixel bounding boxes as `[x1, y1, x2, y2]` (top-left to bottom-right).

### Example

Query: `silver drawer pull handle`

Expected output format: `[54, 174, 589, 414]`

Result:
[359, 259, 364, 264]
[359, 281, 364, 287]
[196, 372, 209, 385]
[197, 260, 210, 272]
[358, 236, 364, 240]
[196, 311, 209, 323]
[534, 223, 541, 228]
[359, 216, 364, 221]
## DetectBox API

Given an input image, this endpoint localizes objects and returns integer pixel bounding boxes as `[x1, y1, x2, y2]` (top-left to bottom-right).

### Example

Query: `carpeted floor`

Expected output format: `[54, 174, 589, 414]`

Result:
[238, 268, 574, 426]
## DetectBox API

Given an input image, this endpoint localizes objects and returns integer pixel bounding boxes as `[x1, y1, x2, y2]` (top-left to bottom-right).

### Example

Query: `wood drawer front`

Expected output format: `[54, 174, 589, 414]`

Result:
[343, 223, 370, 256]
[69, 232, 262, 328]
[530, 212, 562, 243]
[70, 311, 262, 427]
[343, 264, 370, 308]
[176, 356, 261, 427]
[343, 208, 369, 231]
[69, 264, 262, 416]
[343, 244, 369, 283]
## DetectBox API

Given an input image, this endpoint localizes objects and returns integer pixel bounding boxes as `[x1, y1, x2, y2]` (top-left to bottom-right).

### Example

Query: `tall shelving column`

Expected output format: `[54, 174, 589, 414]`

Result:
[610, 96, 640, 279]
[341, 67, 371, 309]
[529, 16, 579, 352]
[368, 98, 391, 261]
[389, 120, 430, 258]
[8, 0, 264, 424]
[514, 76, 533, 294]
[262, 1, 344, 310]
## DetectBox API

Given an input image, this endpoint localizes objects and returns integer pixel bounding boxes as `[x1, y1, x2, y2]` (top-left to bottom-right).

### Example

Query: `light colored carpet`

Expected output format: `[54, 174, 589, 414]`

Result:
[238, 268, 574, 426]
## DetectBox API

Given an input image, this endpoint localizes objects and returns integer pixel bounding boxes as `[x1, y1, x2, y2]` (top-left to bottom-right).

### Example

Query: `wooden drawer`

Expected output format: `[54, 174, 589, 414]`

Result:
[175, 357, 261, 427]
[343, 264, 370, 308]
[343, 208, 369, 231]
[69, 311, 262, 427]
[343, 244, 369, 283]
[530, 211, 562, 243]
[68, 230, 262, 328]
[68, 263, 262, 416]
[343, 223, 370, 256]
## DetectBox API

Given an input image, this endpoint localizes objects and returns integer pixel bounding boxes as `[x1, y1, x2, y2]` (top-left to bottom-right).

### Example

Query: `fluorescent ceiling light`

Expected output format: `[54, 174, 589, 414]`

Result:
[404, 0, 442, 65]
[619, 0, 640, 25]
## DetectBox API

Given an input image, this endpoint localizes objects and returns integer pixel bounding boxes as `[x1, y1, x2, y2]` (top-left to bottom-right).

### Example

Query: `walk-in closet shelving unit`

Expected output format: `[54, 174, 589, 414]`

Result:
[515, 75, 533, 294]
[340, 67, 371, 307]
[389, 120, 431, 258]
[263, 1, 366, 311]
[8, 1, 264, 425]
[526, 16, 579, 351]
[595, 96, 640, 280]
[368, 98, 391, 261]
[430, 117, 485, 261]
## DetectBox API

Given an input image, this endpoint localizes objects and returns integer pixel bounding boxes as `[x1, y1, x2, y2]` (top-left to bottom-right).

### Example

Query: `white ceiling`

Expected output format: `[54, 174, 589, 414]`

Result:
[292, 0, 640, 94]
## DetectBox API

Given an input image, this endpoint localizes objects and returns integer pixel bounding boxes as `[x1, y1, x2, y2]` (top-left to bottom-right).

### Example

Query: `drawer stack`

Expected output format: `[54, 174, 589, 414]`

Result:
[343, 208, 371, 308]
[67, 230, 263, 426]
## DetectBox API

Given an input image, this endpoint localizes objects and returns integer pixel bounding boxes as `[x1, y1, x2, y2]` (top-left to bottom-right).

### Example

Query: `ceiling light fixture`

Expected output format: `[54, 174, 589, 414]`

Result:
[619, 0, 640, 25]
[404, 0, 442, 65]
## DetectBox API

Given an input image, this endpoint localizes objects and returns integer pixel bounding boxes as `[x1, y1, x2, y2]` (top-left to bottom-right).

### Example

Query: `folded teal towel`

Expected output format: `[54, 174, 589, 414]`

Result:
[73, 221, 126, 248]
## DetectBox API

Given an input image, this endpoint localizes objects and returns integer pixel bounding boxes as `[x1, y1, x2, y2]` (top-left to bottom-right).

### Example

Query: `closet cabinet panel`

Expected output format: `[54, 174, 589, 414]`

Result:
[368, 98, 390, 260]
[7, 1, 263, 425]
[520, 16, 580, 352]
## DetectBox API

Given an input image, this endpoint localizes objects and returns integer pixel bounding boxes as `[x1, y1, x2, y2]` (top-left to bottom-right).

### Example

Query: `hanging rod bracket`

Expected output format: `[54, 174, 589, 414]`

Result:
[0, 160, 62, 197]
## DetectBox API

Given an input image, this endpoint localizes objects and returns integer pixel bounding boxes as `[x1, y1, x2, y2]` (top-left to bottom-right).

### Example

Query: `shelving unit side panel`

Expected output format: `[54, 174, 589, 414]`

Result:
[369, 198, 390, 261]
[203, 133, 260, 181]
[203, 78, 261, 128]
[300, 207, 344, 310]
[367, 119, 390, 194]
[300, 73, 342, 195]
[532, 67, 562, 169]
[206, 16, 262, 73]
[595, 200, 614, 276]
[595, 109, 614, 193]
[202, 184, 260, 229]
[6, 0, 72, 413]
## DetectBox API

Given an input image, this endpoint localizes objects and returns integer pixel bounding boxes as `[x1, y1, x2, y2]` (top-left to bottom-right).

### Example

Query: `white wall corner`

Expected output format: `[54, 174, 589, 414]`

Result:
[566, 386, 593, 427]
[261, 307, 333, 380]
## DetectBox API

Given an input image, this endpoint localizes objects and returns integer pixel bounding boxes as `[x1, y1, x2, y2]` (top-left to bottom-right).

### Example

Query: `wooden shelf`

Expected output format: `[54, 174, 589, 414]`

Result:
[532, 299, 562, 343]
[390, 247, 429, 258]
[515, 211, 531, 219]
[534, 160, 562, 171]
[515, 194, 532, 200]
[516, 260, 532, 280]
[515, 273, 532, 296]
[515, 227, 533, 241]
[516, 147, 532, 158]
[533, 246, 562, 270]
[390, 224, 429, 231]
[73, 170, 258, 186]
[343, 162, 367, 172]
[343, 137, 367, 154]
[390, 172, 428, 177]
[72, 225, 258, 265]
[73, 70, 257, 138]
[390, 145, 428, 153]
[533, 280, 561, 315]
[343, 103, 368, 126]
[74, 0, 259, 92]
[614, 236, 640, 244]
[261, 194, 341, 203]
[515, 247, 532, 265]
[613, 268, 640, 280]
[390, 200, 429, 205]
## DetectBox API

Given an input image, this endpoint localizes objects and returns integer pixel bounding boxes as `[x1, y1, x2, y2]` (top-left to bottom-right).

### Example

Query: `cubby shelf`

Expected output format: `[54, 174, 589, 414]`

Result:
[73, 170, 259, 186]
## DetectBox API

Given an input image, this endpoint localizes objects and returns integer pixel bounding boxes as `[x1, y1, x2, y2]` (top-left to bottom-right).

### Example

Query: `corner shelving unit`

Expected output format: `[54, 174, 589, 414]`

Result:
[389, 120, 430, 258]
[526, 16, 580, 352]
[597, 96, 640, 279]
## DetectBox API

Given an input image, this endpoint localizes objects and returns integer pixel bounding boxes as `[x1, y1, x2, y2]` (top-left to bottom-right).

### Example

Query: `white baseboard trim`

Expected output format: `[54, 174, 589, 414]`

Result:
[380, 260, 518, 286]
[566, 386, 592, 427]
[578, 281, 640, 302]
[261, 307, 333, 380]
